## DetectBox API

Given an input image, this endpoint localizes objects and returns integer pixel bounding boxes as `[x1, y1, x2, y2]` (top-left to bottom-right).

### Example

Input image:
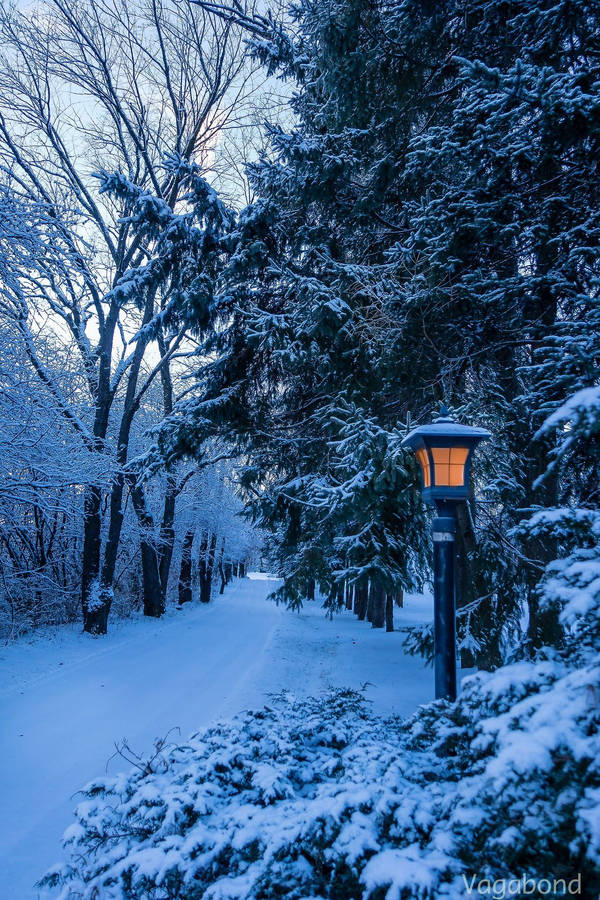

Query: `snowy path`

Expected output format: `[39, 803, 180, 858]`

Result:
[1, 576, 434, 898]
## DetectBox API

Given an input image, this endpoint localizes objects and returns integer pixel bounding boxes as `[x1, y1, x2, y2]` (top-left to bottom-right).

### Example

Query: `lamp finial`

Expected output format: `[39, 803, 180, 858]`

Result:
[434, 402, 454, 423]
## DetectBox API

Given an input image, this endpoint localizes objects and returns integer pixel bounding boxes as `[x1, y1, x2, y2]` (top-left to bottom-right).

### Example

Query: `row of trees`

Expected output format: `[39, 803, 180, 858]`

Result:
[155, 0, 599, 668]
[0, 0, 262, 637]
[304, 575, 404, 633]
[4, 0, 598, 670]
[0, 350, 256, 636]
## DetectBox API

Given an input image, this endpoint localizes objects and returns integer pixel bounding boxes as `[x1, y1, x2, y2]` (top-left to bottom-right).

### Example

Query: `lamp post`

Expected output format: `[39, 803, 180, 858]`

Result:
[401, 405, 490, 701]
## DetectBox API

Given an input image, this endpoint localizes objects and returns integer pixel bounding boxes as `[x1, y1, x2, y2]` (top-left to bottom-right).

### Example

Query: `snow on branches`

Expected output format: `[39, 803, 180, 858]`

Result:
[43, 638, 600, 899]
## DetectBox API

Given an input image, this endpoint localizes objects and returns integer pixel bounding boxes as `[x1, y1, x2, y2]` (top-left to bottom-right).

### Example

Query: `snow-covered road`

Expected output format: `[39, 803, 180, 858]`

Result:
[1, 576, 434, 898]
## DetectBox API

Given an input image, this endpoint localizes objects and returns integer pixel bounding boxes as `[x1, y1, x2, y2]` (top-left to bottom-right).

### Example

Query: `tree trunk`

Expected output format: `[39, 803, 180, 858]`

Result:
[356, 578, 368, 620]
[81, 484, 106, 633]
[370, 581, 385, 628]
[198, 532, 210, 603]
[395, 588, 404, 608]
[130, 484, 164, 618]
[239, 561, 246, 577]
[97, 291, 157, 629]
[345, 581, 353, 610]
[206, 531, 217, 600]
[198, 532, 217, 603]
[157, 473, 177, 602]
[83, 581, 112, 635]
[80, 301, 118, 634]
[139, 537, 164, 617]
[178, 529, 194, 606]
[218, 536, 226, 594]
[385, 594, 394, 632]
[156, 327, 177, 602]
[366, 580, 374, 623]
[328, 581, 343, 609]
[307, 578, 315, 601]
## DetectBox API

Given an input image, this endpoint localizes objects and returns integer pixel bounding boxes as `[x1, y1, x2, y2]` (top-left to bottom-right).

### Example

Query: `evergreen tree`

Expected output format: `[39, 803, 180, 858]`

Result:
[169, 0, 448, 607]
[173, 0, 600, 664]
[395, 0, 600, 657]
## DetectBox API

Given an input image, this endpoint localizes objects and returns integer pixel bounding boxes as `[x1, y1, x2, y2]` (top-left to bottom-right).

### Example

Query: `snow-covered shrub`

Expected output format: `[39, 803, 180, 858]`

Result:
[43, 655, 600, 898]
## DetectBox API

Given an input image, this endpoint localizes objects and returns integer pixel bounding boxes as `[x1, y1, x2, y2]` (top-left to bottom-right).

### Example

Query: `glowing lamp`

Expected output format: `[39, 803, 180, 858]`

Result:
[401, 405, 490, 506]
[401, 404, 490, 700]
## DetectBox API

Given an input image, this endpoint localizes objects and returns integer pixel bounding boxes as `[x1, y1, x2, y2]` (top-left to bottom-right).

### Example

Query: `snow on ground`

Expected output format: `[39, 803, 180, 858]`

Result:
[1, 575, 435, 899]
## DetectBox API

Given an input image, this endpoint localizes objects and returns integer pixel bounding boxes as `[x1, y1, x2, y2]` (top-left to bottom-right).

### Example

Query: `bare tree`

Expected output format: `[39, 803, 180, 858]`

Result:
[0, 0, 260, 632]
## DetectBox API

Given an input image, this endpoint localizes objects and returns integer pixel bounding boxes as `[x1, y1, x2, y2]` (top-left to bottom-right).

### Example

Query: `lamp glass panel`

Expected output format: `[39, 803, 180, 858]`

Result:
[416, 447, 431, 488]
[431, 446, 469, 487]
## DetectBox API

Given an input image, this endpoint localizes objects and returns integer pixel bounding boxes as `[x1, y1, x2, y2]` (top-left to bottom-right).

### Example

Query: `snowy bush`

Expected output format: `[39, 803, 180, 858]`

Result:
[43, 658, 600, 898]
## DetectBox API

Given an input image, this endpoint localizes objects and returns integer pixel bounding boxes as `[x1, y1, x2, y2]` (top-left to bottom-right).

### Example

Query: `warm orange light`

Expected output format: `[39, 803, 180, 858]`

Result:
[416, 447, 431, 488]
[431, 446, 469, 487]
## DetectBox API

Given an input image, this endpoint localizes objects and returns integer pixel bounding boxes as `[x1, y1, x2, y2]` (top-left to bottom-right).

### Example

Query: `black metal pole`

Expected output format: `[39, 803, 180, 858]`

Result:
[432, 504, 457, 700]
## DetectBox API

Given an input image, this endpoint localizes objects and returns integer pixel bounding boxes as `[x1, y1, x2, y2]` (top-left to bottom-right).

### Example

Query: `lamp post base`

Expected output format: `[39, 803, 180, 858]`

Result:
[432, 510, 457, 701]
